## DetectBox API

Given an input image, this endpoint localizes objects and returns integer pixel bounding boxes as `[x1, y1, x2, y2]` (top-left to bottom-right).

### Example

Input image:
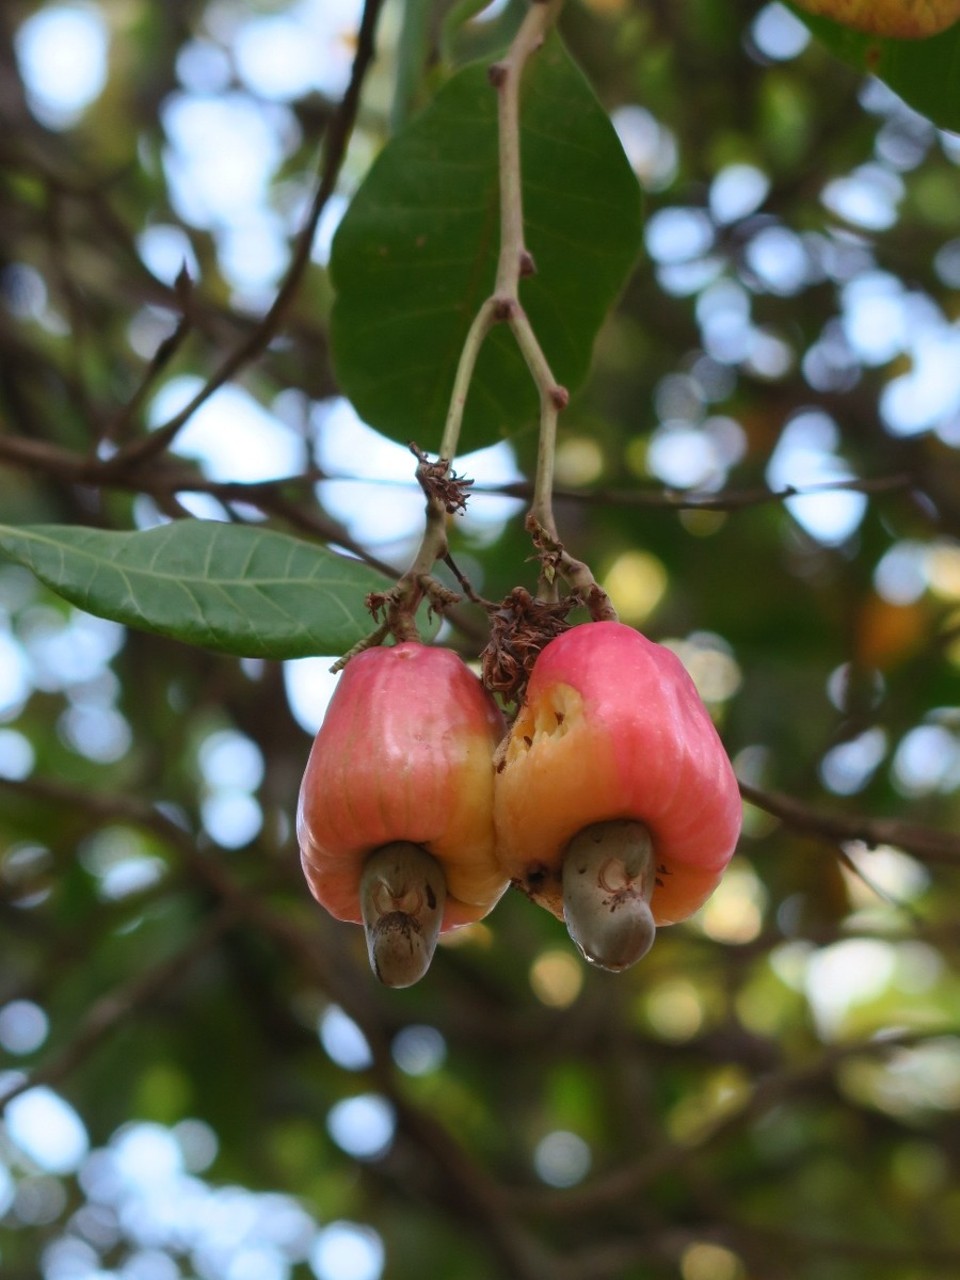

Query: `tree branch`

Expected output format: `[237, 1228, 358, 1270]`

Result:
[0, 903, 238, 1111]
[741, 781, 960, 868]
[101, 0, 389, 474]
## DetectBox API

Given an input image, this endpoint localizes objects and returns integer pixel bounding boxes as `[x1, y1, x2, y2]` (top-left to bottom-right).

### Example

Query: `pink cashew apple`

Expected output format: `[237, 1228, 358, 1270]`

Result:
[493, 622, 742, 971]
[790, 0, 960, 38]
[297, 642, 507, 986]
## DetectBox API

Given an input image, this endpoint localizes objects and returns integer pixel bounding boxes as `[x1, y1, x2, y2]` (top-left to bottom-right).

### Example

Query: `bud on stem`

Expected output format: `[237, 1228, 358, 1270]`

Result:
[561, 820, 656, 972]
[359, 842, 447, 987]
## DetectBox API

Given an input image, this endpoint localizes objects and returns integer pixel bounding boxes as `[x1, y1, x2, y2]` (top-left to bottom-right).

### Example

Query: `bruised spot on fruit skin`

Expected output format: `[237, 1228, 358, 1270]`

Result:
[516, 860, 559, 902]
[360, 841, 446, 988]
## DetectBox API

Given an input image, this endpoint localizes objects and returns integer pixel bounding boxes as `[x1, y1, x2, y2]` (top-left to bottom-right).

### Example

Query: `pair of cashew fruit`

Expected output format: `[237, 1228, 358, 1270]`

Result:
[297, 622, 742, 986]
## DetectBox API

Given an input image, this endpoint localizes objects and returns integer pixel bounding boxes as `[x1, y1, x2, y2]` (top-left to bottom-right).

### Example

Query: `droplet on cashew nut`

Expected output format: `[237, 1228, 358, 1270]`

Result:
[561, 820, 656, 971]
[360, 842, 447, 988]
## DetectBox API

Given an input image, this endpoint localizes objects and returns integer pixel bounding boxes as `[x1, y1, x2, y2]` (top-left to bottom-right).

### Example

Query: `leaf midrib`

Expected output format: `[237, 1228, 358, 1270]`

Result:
[0, 526, 348, 589]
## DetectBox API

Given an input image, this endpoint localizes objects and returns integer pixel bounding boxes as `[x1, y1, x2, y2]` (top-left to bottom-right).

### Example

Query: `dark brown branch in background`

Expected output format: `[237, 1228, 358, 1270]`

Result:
[0, 770, 549, 1280]
[560, 1222, 960, 1280]
[100, 293, 194, 450]
[0, 427, 922, 517]
[0, 904, 238, 1110]
[741, 780, 960, 868]
[100, 0, 389, 477]
[2, 765, 957, 1278]
[0, 435, 402, 577]
[506, 1025, 954, 1218]
[502, 470, 916, 512]
[1, 1, 958, 1269]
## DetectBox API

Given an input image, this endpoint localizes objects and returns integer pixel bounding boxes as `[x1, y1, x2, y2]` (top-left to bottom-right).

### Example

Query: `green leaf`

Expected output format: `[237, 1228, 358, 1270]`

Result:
[391, 0, 434, 131]
[330, 35, 643, 455]
[787, 5, 960, 131]
[0, 521, 388, 659]
[439, 0, 502, 63]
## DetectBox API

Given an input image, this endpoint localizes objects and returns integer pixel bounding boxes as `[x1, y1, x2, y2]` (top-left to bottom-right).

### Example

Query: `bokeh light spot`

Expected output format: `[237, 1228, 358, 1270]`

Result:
[766, 410, 866, 544]
[319, 1006, 374, 1072]
[326, 1096, 394, 1160]
[15, 3, 109, 128]
[698, 863, 766, 944]
[529, 950, 584, 1008]
[892, 724, 960, 796]
[820, 727, 887, 795]
[555, 437, 604, 486]
[200, 792, 263, 848]
[0, 1000, 49, 1055]
[602, 550, 667, 624]
[710, 163, 770, 224]
[533, 1131, 591, 1188]
[751, 3, 810, 60]
[284, 657, 341, 735]
[682, 1242, 745, 1280]
[0, 727, 35, 779]
[611, 105, 678, 190]
[391, 1025, 446, 1076]
[310, 1221, 385, 1280]
[6, 1086, 90, 1174]
[805, 940, 897, 1039]
[645, 979, 705, 1042]
[199, 729, 265, 794]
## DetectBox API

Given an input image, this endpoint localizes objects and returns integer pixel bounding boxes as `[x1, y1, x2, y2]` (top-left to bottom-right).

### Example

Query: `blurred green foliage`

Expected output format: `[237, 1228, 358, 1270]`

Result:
[1, 2, 960, 1279]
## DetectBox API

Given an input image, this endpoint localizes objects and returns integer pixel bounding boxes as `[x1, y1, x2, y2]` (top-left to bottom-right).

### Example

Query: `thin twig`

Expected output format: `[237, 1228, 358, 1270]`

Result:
[504, 1026, 955, 1216]
[487, 1, 568, 593]
[102, 0, 388, 474]
[0, 903, 238, 1111]
[0, 770, 550, 1280]
[100, 304, 193, 449]
[438, 299, 499, 462]
[0, 429, 919, 513]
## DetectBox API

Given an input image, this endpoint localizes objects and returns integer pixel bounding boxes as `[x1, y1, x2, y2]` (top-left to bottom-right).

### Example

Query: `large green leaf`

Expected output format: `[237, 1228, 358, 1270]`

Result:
[330, 35, 643, 455]
[787, 5, 960, 130]
[0, 521, 389, 659]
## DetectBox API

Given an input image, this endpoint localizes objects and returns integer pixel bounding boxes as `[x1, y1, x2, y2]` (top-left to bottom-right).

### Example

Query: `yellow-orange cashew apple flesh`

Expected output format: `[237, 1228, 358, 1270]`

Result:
[790, 0, 960, 38]
[494, 622, 742, 971]
[298, 643, 507, 986]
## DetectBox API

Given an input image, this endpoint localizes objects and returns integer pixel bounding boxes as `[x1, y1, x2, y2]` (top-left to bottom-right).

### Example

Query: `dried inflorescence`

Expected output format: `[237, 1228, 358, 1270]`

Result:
[410, 442, 474, 515]
[524, 516, 617, 623]
[480, 586, 578, 707]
